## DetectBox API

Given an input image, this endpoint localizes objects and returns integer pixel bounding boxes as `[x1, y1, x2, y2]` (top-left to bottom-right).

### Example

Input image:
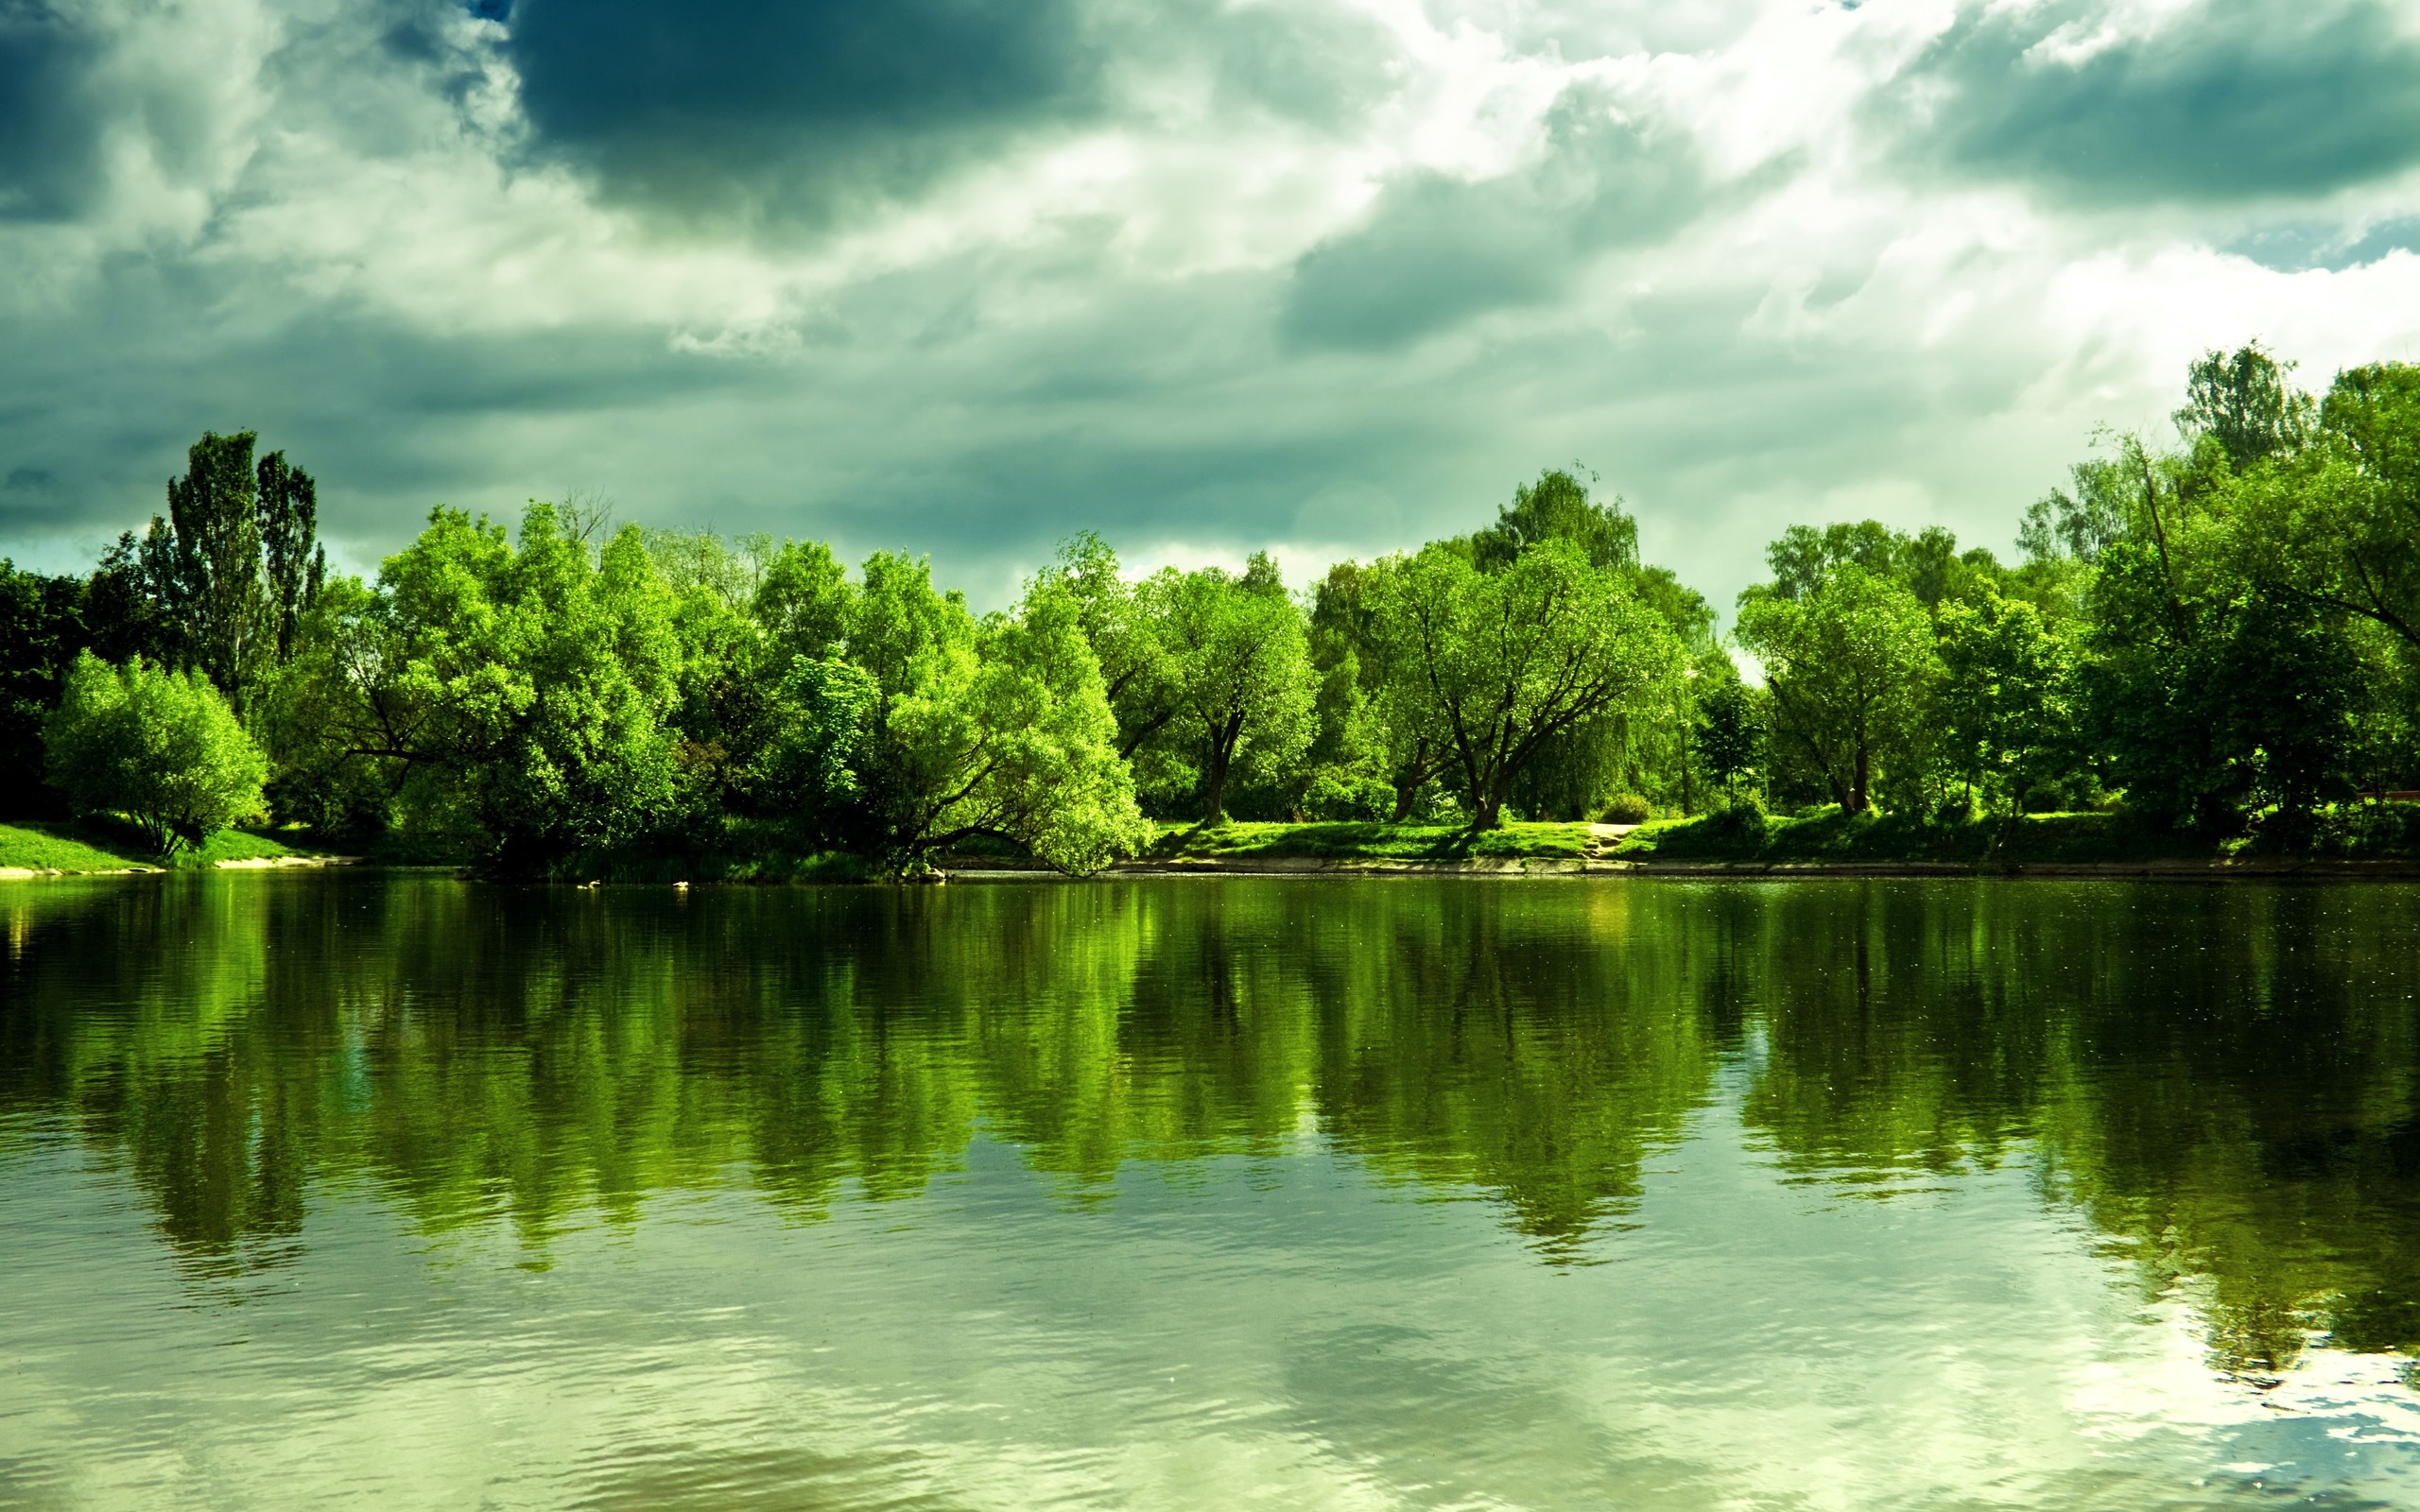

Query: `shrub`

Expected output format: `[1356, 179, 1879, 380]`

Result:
[1706, 797, 1769, 843]
[1301, 766, 1394, 821]
[42, 653, 267, 855]
[1599, 792, 1653, 825]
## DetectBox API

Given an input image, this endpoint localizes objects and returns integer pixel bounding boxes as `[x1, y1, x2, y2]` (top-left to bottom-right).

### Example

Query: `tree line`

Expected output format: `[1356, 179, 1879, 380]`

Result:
[2, 342, 2415, 871]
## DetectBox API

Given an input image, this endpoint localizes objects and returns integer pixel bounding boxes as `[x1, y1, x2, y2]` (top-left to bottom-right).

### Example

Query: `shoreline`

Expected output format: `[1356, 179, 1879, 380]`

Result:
[0, 854, 361, 881]
[10, 852, 2420, 884]
[942, 854, 2420, 882]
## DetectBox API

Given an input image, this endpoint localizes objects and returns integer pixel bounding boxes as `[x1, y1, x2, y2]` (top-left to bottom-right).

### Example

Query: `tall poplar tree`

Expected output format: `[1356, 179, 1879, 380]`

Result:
[129, 430, 326, 718]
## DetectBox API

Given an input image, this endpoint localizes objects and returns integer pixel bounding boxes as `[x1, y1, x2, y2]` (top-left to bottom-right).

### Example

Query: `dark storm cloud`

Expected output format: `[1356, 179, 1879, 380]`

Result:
[0, 2, 105, 220]
[494, 0, 1099, 216]
[1281, 88, 1703, 350]
[1888, 0, 2420, 204]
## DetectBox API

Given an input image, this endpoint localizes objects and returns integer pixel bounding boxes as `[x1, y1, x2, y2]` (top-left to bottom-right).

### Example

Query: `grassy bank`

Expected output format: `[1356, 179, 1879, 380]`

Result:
[0, 820, 307, 872]
[23, 805, 2413, 880]
[1608, 802, 2420, 868]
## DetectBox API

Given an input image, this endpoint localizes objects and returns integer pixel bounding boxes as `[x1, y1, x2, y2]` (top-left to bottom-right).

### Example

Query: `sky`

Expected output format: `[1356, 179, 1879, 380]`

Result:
[8, 0, 2420, 617]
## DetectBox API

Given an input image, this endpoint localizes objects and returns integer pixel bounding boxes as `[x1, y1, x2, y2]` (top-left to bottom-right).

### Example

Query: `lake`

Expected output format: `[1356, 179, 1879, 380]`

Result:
[3, 873, 2418, 1510]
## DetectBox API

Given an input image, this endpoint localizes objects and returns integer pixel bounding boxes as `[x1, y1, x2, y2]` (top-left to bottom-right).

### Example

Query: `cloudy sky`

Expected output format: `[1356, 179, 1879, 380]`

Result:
[7, 0, 2420, 614]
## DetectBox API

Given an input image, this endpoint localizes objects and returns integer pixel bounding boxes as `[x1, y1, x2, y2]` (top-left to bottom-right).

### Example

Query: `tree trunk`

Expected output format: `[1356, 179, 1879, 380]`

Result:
[1469, 777, 1505, 830]
[1389, 783, 1419, 822]
[1201, 714, 1241, 824]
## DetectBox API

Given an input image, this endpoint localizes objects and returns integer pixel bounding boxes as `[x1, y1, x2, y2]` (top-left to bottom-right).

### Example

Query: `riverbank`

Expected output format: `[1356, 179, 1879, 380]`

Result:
[942, 807, 2420, 879]
[16, 808, 2420, 882]
[0, 820, 332, 877]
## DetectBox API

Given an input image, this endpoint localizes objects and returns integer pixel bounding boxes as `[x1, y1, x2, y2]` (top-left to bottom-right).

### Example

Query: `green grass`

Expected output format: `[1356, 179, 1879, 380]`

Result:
[0, 821, 157, 871]
[1143, 819, 1599, 863]
[0, 819, 305, 872]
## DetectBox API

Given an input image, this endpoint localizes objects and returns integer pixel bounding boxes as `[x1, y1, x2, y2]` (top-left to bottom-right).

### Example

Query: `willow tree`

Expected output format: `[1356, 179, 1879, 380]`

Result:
[1369, 538, 1683, 829]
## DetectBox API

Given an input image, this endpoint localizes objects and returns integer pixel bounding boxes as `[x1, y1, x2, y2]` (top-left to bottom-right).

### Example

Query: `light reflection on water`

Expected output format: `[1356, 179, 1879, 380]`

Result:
[2, 873, 2417, 1509]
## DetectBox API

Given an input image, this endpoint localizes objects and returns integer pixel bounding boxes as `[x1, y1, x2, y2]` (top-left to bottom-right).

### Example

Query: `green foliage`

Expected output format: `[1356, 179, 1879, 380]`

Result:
[1308, 556, 1450, 820]
[753, 538, 856, 664]
[1736, 564, 1935, 814]
[0, 561, 85, 816]
[1695, 677, 1765, 799]
[42, 653, 268, 854]
[333, 503, 688, 868]
[829, 558, 1145, 873]
[1150, 555, 1314, 824]
[1044, 531, 1179, 762]
[759, 655, 878, 847]
[43, 341, 2420, 871]
[1472, 467, 1639, 573]
[122, 431, 326, 719]
[1935, 590, 2075, 812]
[2175, 342, 2312, 473]
[1300, 765, 1395, 821]
[1370, 539, 1684, 829]
[1599, 792, 1652, 825]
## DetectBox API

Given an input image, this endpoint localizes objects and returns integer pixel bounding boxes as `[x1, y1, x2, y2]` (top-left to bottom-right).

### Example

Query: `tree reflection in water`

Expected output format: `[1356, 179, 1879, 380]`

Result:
[4, 873, 2416, 1377]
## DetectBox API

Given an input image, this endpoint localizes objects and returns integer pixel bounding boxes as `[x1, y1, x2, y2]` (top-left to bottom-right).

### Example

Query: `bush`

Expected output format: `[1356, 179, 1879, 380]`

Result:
[43, 653, 267, 855]
[2313, 799, 2420, 858]
[1707, 794, 1769, 843]
[1301, 766, 1394, 821]
[2020, 782, 2069, 814]
[1599, 792, 1653, 824]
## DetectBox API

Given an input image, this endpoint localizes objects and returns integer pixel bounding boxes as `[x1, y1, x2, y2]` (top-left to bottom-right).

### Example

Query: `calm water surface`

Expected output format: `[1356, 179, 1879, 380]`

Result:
[4, 874, 2419, 1510]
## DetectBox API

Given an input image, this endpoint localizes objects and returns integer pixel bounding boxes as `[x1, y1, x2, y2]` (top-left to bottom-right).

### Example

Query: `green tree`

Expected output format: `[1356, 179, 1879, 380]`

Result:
[2253, 361, 2420, 658]
[1695, 676, 1765, 800]
[753, 539, 856, 666]
[1155, 555, 1315, 824]
[1042, 532, 1181, 760]
[252, 576, 398, 837]
[43, 652, 268, 853]
[2176, 342, 2311, 473]
[345, 503, 685, 867]
[255, 449, 326, 664]
[1305, 557, 1454, 820]
[1471, 467, 1638, 573]
[2017, 450, 2132, 567]
[101, 432, 327, 722]
[0, 561, 85, 816]
[1370, 539, 1683, 829]
[127, 433, 327, 717]
[846, 556, 1146, 871]
[758, 655, 880, 850]
[147, 432, 268, 704]
[1735, 563, 1936, 814]
[1935, 591, 2076, 812]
